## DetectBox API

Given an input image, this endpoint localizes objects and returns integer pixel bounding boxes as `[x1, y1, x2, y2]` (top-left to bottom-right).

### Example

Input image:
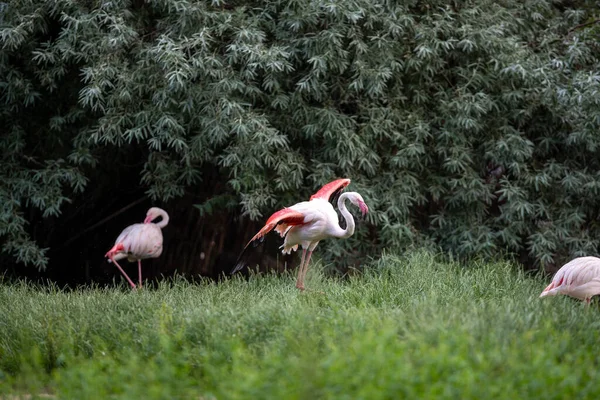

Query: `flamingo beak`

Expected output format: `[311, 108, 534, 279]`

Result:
[144, 215, 153, 224]
[358, 201, 369, 217]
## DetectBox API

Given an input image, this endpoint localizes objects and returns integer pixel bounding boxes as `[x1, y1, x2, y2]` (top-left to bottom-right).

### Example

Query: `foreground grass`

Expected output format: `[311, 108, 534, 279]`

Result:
[0, 251, 599, 399]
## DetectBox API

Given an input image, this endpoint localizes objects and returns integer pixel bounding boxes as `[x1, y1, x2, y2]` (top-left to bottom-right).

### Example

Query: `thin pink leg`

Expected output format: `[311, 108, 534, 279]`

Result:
[138, 260, 143, 288]
[301, 250, 314, 287]
[110, 257, 137, 289]
[296, 249, 308, 291]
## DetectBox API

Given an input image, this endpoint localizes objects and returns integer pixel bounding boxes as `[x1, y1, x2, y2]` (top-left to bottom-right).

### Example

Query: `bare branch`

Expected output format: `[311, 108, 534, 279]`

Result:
[62, 197, 149, 247]
[568, 19, 600, 34]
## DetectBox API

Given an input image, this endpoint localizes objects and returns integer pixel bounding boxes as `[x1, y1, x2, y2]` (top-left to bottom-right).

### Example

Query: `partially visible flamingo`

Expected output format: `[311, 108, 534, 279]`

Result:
[539, 256, 600, 305]
[105, 207, 169, 289]
[231, 178, 369, 291]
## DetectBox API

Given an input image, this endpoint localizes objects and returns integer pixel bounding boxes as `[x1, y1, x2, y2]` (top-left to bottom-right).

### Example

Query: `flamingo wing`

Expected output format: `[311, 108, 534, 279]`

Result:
[250, 208, 306, 242]
[105, 223, 141, 259]
[125, 224, 164, 259]
[309, 178, 351, 202]
[567, 259, 600, 286]
[231, 208, 307, 274]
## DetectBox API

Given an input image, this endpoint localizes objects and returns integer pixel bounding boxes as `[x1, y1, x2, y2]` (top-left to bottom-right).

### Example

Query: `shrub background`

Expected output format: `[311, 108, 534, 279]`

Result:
[1, 0, 600, 282]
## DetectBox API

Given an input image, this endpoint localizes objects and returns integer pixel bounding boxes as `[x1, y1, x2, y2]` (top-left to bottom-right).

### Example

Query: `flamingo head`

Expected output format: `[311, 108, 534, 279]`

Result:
[144, 207, 162, 224]
[347, 192, 369, 217]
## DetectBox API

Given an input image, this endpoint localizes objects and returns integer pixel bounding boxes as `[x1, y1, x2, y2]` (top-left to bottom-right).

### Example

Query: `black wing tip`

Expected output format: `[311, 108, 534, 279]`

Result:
[329, 187, 344, 204]
[331, 179, 352, 201]
[231, 234, 268, 275]
[230, 261, 247, 275]
[230, 242, 252, 274]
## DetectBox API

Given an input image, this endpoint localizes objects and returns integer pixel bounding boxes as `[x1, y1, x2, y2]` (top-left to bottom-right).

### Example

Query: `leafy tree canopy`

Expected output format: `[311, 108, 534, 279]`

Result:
[1, 0, 599, 274]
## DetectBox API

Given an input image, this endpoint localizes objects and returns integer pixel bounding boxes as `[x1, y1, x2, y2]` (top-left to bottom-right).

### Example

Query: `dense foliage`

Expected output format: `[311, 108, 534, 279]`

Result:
[1, 0, 599, 274]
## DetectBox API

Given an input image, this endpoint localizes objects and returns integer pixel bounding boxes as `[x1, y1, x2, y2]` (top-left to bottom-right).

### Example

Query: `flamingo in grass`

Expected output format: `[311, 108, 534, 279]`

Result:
[105, 207, 169, 289]
[540, 256, 600, 305]
[231, 178, 369, 291]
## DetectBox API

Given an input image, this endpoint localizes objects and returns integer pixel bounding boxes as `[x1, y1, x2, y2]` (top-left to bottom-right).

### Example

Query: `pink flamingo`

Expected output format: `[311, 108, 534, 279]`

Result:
[105, 207, 169, 289]
[231, 179, 369, 291]
[540, 256, 600, 305]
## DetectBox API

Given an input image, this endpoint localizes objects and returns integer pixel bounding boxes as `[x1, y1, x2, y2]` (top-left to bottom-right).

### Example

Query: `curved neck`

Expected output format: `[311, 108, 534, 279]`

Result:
[156, 209, 169, 228]
[334, 193, 355, 239]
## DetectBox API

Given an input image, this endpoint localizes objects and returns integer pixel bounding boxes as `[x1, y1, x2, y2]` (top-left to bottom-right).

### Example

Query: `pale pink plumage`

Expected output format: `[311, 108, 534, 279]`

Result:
[540, 256, 600, 304]
[105, 207, 169, 289]
[111, 223, 164, 261]
[231, 179, 368, 291]
[278, 198, 358, 255]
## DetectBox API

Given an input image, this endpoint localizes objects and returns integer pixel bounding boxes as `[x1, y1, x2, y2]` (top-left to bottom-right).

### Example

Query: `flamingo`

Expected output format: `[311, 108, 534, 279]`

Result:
[105, 207, 169, 289]
[231, 178, 369, 291]
[539, 256, 600, 305]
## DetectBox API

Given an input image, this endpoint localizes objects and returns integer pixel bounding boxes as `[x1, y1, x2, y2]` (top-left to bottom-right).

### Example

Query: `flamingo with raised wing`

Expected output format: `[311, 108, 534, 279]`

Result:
[540, 256, 600, 305]
[105, 207, 169, 289]
[231, 179, 369, 291]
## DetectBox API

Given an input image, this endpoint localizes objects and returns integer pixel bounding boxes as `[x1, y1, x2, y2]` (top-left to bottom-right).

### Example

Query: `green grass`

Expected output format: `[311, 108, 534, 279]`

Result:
[1, 251, 599, 399]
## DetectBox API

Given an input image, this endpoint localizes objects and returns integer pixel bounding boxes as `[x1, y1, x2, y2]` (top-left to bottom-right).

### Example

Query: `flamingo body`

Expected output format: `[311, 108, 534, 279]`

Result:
[231, 179, 368, 291]
[105, 207, 169, 289]
[108, 223, 164, 262]
[279, 198, 346, 254]
[540, 256, 600, 304]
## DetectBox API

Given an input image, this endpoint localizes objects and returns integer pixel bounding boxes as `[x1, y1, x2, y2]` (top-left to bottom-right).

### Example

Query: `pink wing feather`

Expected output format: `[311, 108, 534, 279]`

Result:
[249, 208, 307, 244]
[231, 208, 307, 274]
[310, 178, 351, 201]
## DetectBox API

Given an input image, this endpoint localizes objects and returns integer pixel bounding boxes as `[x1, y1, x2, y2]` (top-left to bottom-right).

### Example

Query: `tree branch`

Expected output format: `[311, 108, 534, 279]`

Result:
[61, 196, 149, 248]
[568, 19, 600, 34]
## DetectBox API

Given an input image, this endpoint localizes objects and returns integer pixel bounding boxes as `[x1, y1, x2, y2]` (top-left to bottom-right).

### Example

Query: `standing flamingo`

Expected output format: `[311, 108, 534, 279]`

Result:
[105, 207, 169, 289]
[231, 179, 369, 291]
[539, 256, 600, 305]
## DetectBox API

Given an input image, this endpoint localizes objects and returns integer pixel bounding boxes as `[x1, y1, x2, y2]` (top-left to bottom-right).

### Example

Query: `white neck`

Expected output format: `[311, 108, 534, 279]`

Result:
[332, 192, 356, 239]
[155, 208, 169, 228]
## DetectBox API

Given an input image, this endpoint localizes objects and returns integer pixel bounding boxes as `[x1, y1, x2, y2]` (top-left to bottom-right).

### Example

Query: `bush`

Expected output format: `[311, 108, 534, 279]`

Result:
[1, 0, 599, 273]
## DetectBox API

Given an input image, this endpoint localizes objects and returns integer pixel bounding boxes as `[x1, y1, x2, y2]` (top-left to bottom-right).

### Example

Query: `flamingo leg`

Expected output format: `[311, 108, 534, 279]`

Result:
[296, 249, 308, 291]
[300, 250, 314, 289]
[138, 260, 143, 288]
[110, 257, 137, 289]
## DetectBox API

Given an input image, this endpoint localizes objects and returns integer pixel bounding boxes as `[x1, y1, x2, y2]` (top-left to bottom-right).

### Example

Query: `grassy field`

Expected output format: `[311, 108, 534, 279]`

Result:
[0, 251, 599, 399]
